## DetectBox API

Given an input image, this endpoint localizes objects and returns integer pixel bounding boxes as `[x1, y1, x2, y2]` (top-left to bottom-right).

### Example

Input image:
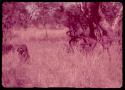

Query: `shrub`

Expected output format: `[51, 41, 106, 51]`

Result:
[64, 2, 122, 53]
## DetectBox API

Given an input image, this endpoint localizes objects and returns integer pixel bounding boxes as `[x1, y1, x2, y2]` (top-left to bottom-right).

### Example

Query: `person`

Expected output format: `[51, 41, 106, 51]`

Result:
[16, 44, 30, 64]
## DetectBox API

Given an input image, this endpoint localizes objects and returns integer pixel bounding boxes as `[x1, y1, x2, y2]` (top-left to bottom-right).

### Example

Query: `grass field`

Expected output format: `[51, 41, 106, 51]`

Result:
[2, 27, 122, 88]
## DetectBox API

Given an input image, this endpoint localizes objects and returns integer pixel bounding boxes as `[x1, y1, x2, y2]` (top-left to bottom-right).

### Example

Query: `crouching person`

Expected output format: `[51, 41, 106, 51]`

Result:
[16, 44, 30, 64]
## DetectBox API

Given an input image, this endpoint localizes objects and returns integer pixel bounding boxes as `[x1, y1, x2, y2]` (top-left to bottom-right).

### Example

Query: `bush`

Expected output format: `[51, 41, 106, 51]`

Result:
[2, 44, 13, 55]
[64, 2, 122, 53]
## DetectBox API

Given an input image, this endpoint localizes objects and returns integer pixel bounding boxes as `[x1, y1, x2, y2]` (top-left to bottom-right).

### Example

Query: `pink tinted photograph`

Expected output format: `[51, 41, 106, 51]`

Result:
[2, 2, 123, 88]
